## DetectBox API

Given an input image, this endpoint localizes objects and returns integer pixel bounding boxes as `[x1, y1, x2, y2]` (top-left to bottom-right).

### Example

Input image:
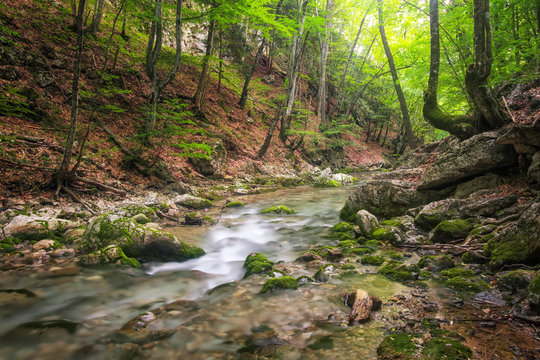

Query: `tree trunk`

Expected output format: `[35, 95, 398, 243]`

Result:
[365, 121, 371, 142]
[239, 39, 265, 108]
[381, 122, 389, 147]
[318, 0, 333, 130]
[143, 0, 183, 136]
[217, 31, 223, 93]
[55, 0, 86, 194]
[89, 0, 104, 36]
[377, 0, 415, 149]
[464, 0, 508, 129]
[194, 19, 216, 110]
[258, 109, 282, 158]
[423, 0, 476, 139]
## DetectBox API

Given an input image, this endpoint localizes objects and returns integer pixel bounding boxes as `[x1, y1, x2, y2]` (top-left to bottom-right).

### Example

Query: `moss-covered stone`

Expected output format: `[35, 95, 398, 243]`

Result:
[440, 268, 474, 279]
[360, 255, 385, 266]
[79, 245, 141, 268]
[417, 255, 454, 272]
[385, 250, 403, 260]
[122, 205, 156, 218]
[243, 252, 274, 278]
[444, 276, 486, 293]
[337, 240, 357, 249]
[461, 251, 488, 264]
[314, 178, 341, 188]
[370, 226, 396, 242]
[350, 247, 374, 256]
[331, 221, 353, 234]
[261, 276, 298, 293]
[314, 264, 336, 282]
[341, 263, 356, 270]
[260, 205, 295, 215]
[364, 239, 380, 249]
[379, 261, 416, 282]
[528, 274, 540, 313]
[422, 337, 473, 360]
[430, 219, 474, 243]
[225, 201, 244, 208]
[496, 270, 536, 294]
[132, 213, 151, 224]
[376, 332, 418, 360]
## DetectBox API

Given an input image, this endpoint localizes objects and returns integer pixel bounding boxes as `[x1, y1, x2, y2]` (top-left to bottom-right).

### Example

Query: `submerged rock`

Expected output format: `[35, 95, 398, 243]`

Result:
[355, 210, 380, 236]
[260, 276, 298, 293]
[260, 205, 295, 214]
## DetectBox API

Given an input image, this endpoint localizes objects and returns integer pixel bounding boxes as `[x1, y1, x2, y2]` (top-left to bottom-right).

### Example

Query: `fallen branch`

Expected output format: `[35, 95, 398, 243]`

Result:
[155, 209, 183, 224]
[502, 96, 516, 123]
[481, 213, 520, 226]
[75, 177, 127, 197]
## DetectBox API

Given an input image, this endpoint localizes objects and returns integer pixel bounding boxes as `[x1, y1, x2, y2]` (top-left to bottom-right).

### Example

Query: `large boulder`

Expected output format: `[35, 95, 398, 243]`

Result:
[189, 141, 226, 176]
[527, 152, 540, 184]
[340, 179, 440, 220]
[484, 202, 540, 269]
[418, 131, 517, 190]
[414, 198, 465, 230]
[80, 214, 205, 262]
[459, 194, 518, 218]
[355, 210, 380, 236]
[454, 174, 505, 198]
[173, 194, 212, 209]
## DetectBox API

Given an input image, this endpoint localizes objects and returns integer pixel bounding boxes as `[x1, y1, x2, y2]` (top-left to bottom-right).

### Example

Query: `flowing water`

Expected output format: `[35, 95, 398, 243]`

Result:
[0, 184, 411, 360]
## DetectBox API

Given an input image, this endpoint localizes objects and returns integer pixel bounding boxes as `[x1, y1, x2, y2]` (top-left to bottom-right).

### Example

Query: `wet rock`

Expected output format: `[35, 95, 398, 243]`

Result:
[3, 319, 80, 339]
[330, 173, 358, 185]
[33, 239, 57, 251]
[484, 202, 540, 269]
[355, 210, 380, 236]
[81, 214, 205, 262]
[80, 245, 141, 268]
[414, 198, 465, 230]
[372, 168, 424, 180]
[528, 274, 540, 313]
[48, 266, 81, 276]
[295, 251, 322, 263]
[417, 255, 454, 272]
[496, 270, 536, 295]
[189, 140, 226, 176]
[341, 179, 441, 220]
[418, 131, 517, 190]
[260, 205, 295, 214]
[114, 311, 174, 345]
[173, 194, 212, 209]
[260, 276, 297, 293]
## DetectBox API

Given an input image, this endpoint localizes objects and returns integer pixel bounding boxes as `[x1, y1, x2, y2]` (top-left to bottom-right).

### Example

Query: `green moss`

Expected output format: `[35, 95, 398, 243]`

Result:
[422, 337, 473, 360]
[260, 205, 295, 214]
[202, 216, 216, 224]
[419, 270, 433, 279]
[370, 226, 396, 242]
[331, 222, 353, 234]
[417, 255, 454, 271]
[314, 178, 341, 188]
[261, 276, 298, 293]
[338, 233, 355, 241]
[176, 242, 206, 260]
[379, 261, 415, 282]
[122, 205, 156, 218]
[350, 247, 373, 255]
[338, 240, 356, 248]
[243, 253, 273, 268]
[184, 198, 213, 209]
[440, 268, 474, 279]
[376, 333, 418, 359]
[381, 218, 402, 227]
[296, 275, 314, 284]
[341, 264, 356, 270]
[470, 224, 497, 236]
[361, 255, 385, 265]
[461, 251, 487, 264]
[364, 240, 380, 249]
[484, 230, 533, 269]
[243, 253, 274, 278]
[497, 270, 536, 293]
[444, 276, 487, 293]
[385, 250, 403, 260]
[430, 219, 473, 243]
[225, 201, 244, 208]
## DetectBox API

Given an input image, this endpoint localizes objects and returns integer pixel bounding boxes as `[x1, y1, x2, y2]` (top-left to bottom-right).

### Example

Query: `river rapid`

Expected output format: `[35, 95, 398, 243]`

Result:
[0, 184, 412, 360]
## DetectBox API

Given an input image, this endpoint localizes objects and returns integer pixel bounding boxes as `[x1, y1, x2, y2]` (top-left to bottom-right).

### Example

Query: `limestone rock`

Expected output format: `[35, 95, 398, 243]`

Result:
[1, 215, 80, 239]
[80, 245, 140, 268]
[355, 210, 380, 236]
[414, 198, 465, 230]
[527, 152, 540, 184]
[455, 174, 505, 198]
[33, 239, 56, 251]
[331, 173, 358, 185]
[429, 219, 474, 244]
[81, 214, 205, 262]
[340, 179, 441, 220]
[173, 194, 212, 209]
[189, 141, 226, 176]
[418, 131, 517, 190]
[459, 195, 518, 218]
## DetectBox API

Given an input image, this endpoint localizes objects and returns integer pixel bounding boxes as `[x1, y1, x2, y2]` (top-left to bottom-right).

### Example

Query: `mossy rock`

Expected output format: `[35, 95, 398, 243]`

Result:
[330, 221, 353, 234]
[528, 274, 540, 313]
[81, 214, 205, 262]
[370, 226, 397, 242]
[496, 270, 536, 294]
[314, 178, 341, 188]
[469, 224, 497, 236]
[79, 245, 141, 268]
[379, 261, 416, 282]
[260, 205, 295, 215]
[337, 240, 357, 249]
[261, 276, 298, 293]
[422, 337, 473, 360]
[225, 201, 244, 208]
[132, 213, 151, 224]
[341, 263, 356, 270]
[361, 255, 385, 266]
[364, 240, 380, 249]
[314, 264, 336, 282]
[243, 253, 273, 268]
[430, 219, 474, 244]
[350, 247, 373, 256]
[461, 251, 488, 264]
[174, 194, 213, 209]
[417, 255, 454, 272]
[243, 252, 274, 278]
[444, 276, 488, 293]
[440, 268, 474, 279]
[122, 205, 156, 218]
[376, 332, 419, 360]
[385, 250, 403, 260]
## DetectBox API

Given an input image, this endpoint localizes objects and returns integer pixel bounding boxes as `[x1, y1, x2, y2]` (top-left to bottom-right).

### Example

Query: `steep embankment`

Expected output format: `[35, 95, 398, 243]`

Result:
[0, 0, 391, 202]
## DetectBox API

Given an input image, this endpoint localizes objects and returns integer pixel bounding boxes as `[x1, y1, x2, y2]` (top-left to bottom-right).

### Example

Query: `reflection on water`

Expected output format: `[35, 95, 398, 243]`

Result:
[0, 183, 410, 359]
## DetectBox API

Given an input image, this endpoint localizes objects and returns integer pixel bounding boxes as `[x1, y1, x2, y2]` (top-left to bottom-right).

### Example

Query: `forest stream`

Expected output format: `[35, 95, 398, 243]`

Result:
[0, 182, 420, 360]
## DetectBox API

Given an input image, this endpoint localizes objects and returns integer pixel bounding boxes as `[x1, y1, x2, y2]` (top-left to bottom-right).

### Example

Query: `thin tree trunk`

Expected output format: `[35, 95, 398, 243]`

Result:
[318, 0, 333, 129]
[217, 31, 223, 93]
[194, 19, 216, 110]
[376, 122, 384, 143]
[258, 109, 282, 158]
[381, 122, 389, 146]
[365, 121, 371, 142]
[377, 0, 415, 149]
[55, 0, 86, 194]
[89, 0, 104, 35]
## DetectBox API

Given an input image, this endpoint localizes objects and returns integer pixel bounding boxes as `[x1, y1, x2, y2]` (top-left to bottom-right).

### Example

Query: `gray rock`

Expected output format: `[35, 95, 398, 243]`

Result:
[189, 141, 226, 176]
[414, 198, 466, 230]
[418, 131, 517, 190]
[33, 239, 56, 251]
[355, 210, 380, 236]
[331, 173, 357, 185]
[132, 213, 151, 224]
[340, 179, 441, 220]
[34, 70, 54, 87]
[173, 194, 212, 209]
[455, 174, 505, 198]
[1, 215, 80, 239]
[460, 195, 518, 218]
[372, 168, 424, 180]
[527, 152, 540, 184]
